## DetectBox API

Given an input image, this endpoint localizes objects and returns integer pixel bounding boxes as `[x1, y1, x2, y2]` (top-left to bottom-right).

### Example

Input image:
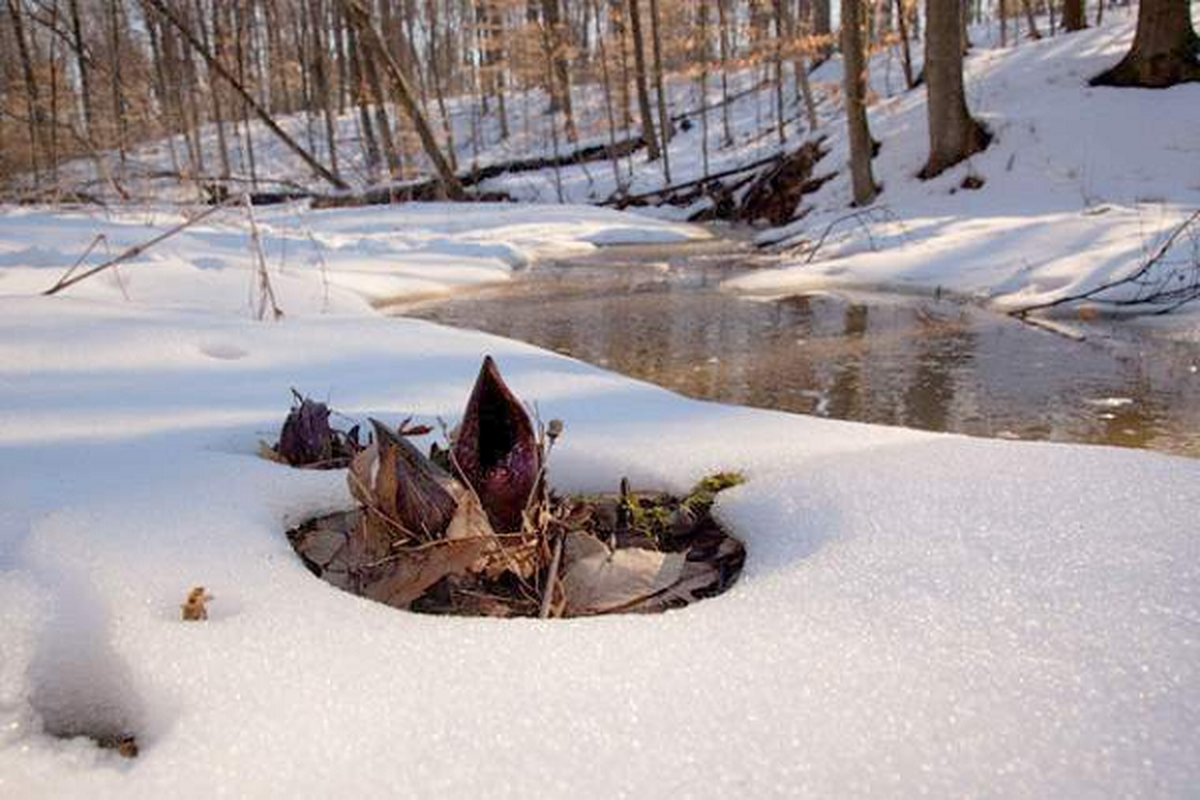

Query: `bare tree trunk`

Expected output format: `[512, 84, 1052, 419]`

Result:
[361, 41, 402, 177]
[627, 0, 661, 160]
[309, 0, 343, 181]
[67, 0, 96, 146]
[591, 0, 627, 188]
[231, 0, 258, 186]
[772, 0, 787, 145]
[812, 0, 831, 59]
[920, 0, 989, 178]
[347, 19, 383, 179]
[424, 0, 459, 171]
[542, 0, 578, 141]
[332, 1, 349, 115]
[1063, 0, 1086, 30]
[6, 0, 43, 182]
[142, 0, 349, 189]
[896, 0, 916, 87]
[199, 0, 233, 180]
[697, 0, 711, 174]
[648, 0, 672, 177]
[612, 0, 633, 130]
[841, 0, 878, 204]
[340, 0, 465, 197]
[717, 0, 733, 145]
[1091, 0, 1200, 87]
[106, 0, 129, 164]
[1020, 0, 1042, 38]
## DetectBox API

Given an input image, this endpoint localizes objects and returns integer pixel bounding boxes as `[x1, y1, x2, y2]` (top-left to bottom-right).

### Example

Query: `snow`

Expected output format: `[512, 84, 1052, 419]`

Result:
[0, 203, 705, 314]
[1, 289, 1199, 796]
[723, 10, 1200, 317]
[2, 7, 1199, 797]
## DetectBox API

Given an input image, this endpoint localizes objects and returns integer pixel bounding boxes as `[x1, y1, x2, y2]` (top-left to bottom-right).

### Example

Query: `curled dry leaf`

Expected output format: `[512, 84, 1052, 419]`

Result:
[357, 537, 492, 608]
[453, 356, 541, 533]
[290, 508, 492, 609]
[181, 586, 213, 621]
[352, 419, 463, 540]
[559, 532, 686, 616]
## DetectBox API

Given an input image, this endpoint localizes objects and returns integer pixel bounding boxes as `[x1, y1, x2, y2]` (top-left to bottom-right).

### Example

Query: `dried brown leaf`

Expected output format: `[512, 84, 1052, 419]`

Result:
[560, 532, 686, 616]
[181, 586, 213, 621]
[347, 443, 379, 509]
[370, 419, 461, 539]
[357, 538, 490, 608]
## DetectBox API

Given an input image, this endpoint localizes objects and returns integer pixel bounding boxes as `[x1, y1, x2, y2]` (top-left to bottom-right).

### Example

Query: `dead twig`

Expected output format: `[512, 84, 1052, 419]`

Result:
[244, 194, 283, 320]
[1011, 210, 1200, 317]
[539, 532, 565, 619]
[46, 233, 107, 295]
[42, 203, 231, 296]
[788, 205, 906, 263]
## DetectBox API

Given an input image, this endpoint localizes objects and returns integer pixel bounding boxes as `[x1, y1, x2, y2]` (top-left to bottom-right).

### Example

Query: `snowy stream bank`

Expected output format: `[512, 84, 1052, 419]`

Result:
[1, 202, 1198, 797]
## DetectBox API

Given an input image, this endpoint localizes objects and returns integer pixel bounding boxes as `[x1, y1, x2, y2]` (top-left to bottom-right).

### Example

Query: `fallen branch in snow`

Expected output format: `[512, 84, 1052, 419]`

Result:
[1010, 209, 1200, 317]
[310, 136, 647, 209]
[41, 203, 231, 296]
[604, 148, 797, 207]
[604, 137, 830, 227]
[783, 204, 907, 262]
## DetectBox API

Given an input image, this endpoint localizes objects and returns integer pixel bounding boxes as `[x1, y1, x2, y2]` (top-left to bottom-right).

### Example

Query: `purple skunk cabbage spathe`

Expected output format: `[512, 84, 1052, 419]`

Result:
[453, 357, 541, 532]
[277, 394, 335, 466]
[358, 419, 463, 540]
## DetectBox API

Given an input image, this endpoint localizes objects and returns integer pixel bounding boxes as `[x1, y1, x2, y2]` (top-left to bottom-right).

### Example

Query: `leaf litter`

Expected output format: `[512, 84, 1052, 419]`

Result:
[283, 357, 746, 618]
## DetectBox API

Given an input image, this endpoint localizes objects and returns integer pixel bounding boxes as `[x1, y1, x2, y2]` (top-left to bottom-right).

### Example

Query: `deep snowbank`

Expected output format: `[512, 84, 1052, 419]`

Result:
[1, 292, 1198, 796]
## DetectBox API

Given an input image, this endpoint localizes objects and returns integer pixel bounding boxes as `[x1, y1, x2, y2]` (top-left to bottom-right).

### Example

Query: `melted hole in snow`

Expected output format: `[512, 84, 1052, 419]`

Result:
[286, 484, 747, 619]
[199, 342, 248, 361]
[28, 573, 146, 760]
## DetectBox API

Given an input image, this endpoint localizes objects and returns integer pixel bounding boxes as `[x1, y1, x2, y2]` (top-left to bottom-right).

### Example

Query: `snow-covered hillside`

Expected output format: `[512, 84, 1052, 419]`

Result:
[725, 9, 1200, 316]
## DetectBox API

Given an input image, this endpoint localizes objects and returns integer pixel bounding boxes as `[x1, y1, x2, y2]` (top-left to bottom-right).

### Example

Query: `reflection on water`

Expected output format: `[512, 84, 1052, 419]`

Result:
[392, 240, 1200, 458]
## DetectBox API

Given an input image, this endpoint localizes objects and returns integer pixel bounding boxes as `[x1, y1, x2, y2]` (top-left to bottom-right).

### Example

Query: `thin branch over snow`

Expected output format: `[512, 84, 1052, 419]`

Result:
[1012, 209, 1200, 316]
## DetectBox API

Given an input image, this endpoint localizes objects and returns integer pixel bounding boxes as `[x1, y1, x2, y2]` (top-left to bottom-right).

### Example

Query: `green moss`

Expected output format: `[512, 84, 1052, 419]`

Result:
[682, 471, 745, 516]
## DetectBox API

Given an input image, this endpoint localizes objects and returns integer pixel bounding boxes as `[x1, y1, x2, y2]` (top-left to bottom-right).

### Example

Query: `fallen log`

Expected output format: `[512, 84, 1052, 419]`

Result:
[605, 137, 831, 227]
[310, 135, 647, 209]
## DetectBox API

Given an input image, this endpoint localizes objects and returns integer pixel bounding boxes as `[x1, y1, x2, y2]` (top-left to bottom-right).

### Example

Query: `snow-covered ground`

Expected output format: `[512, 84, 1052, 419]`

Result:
[724, 10, 1200, 318]
[1, 199, 1198, 796]
[0, 203, 705, 314]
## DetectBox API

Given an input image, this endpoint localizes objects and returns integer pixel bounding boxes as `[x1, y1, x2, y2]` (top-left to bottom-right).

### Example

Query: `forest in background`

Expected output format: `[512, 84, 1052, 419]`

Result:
[1, 0, 1194, 202]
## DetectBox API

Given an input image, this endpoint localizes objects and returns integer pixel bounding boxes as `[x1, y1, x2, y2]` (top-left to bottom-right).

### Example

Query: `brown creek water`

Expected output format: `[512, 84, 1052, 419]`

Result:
[390, 237, 1200, 458]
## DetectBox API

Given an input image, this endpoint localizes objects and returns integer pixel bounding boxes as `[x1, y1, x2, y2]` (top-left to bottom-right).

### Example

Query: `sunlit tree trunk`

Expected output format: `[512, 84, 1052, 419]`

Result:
[627, 0, 661, 159]
[921, 0, 989, 178]
[1091, 0, 1200, 87]
[841, 0, 877, 204]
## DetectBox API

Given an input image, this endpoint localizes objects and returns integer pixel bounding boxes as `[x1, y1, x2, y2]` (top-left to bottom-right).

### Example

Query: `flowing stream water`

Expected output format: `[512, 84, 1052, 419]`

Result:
[389, 236, 1200, 458]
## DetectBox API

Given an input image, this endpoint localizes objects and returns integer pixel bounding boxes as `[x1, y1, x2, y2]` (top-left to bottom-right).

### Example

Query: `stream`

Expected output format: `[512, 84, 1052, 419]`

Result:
[389, 236, 1200, 458]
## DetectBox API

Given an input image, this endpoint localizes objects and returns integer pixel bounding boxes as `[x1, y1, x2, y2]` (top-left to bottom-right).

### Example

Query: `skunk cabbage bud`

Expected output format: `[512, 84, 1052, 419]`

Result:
[278, 396, 334, 466]
[453, 357, 541, 532]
